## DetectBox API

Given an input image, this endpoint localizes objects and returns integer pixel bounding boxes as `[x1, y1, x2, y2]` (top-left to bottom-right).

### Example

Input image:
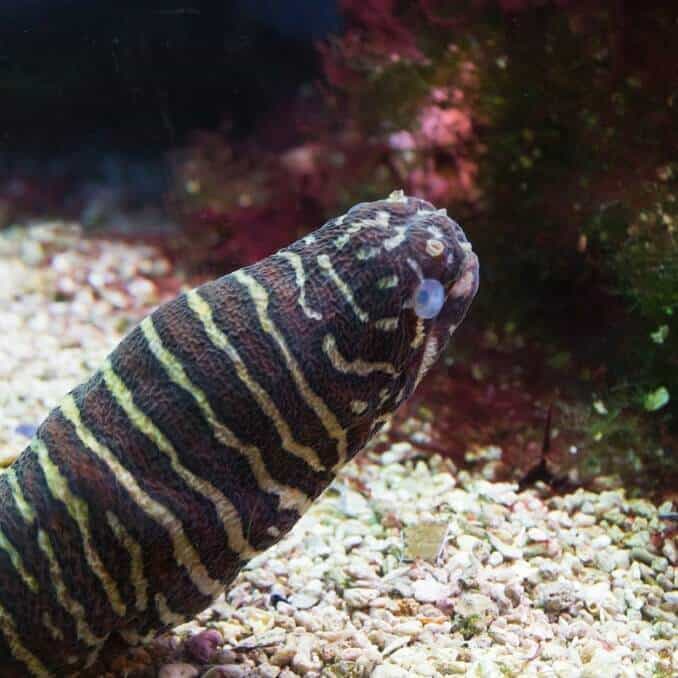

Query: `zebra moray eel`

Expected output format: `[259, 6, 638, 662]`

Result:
[0, 191, 479, 676]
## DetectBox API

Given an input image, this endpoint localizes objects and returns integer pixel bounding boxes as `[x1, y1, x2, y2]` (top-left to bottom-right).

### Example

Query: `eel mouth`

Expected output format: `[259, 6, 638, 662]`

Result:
[437, 248, 480, 339]
[450, 250, 480, 302]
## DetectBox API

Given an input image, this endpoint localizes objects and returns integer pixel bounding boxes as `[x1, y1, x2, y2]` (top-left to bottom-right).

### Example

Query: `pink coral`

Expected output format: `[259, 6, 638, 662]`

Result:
[419, 106, 473, 148]
[388, 131, 417, 151]
[339, 0, 424, 62]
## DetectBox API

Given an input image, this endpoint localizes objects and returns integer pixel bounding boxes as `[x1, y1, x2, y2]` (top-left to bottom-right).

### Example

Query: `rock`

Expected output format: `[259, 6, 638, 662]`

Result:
[157, 664, 199, 678]
[203, 666, 250, 678]
[412, 578, 448, 603]
[344, 587, 379, 608]
[535, 582, 575, 614]
[288, 591, 320, 609]
[184, 629, 222, 663]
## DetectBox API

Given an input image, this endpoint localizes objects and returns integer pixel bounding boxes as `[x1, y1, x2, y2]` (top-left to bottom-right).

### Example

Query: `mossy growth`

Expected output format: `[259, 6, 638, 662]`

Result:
[451, 613, 482, 640]
[444, 4, 677, 487]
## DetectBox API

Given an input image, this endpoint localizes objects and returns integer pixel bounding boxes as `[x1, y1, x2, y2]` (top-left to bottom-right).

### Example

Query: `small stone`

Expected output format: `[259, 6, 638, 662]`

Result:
[651, 556, 669, 572]
[590, 535, 611, 549]
[291, 634, 322, 674]
[14, 423, 38, 439]
[594, 548, 630, 573]
[630, 547, 655, 565]
[214, 649, 238, 663]
[527, 527, 549, 542]
[184, 628, 222, 663]
[403, 522, 449, 561]
[488, 533, 523, 560]
[158, 664, 199, 678]
[412, 578, 447, 603]
[344, 587, 379, 608]
[392, 620, 423, 636]
[244, 568, 276, 589]
[456, 534, 481, 553]
[237, 629, 286, 650]
[288, 592, 319, 609]
[535, 582, 575, 613]
[488, 551, 503, 566]
[203, 667, 249, 678]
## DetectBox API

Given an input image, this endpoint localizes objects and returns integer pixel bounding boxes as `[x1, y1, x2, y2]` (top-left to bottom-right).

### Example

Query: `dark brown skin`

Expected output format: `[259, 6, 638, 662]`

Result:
[0, 192, 478, 676]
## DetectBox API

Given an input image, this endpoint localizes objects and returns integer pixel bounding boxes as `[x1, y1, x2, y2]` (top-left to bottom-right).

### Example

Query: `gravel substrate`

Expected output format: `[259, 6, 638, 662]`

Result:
[1, 222, 676, 677]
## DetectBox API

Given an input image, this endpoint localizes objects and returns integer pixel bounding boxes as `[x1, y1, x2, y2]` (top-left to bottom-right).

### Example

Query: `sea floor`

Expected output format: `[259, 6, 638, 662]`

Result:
[0, 223, 675, 677]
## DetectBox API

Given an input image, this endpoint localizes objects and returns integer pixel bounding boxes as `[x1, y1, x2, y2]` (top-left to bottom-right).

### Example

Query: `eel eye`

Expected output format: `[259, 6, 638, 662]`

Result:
[413, 279, 445, 319]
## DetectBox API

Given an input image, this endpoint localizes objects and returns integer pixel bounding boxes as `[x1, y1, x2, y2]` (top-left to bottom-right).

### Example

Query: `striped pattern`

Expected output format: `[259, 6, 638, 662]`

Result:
[374, 317, 399, 332]
[105, 512, 148, 613]
[0, 528, 37, 595]
[0, 193, 478, 674]
[31, 438, 126, 617]
[106, 323, 260, 560]
[277, 251, 323, 321]
[233, 269, 349, 468]
[317, 254, 369, 322]
[0, 603, 49, 677]
[59, 393, 223, 599]
[186, 290, 325, 476]
[37, 527, 105, 647]
[322, 334, 397, 377]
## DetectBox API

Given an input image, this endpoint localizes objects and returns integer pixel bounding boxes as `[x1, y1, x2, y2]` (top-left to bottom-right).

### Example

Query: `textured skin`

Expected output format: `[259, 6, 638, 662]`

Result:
[0, 192, 479, 676]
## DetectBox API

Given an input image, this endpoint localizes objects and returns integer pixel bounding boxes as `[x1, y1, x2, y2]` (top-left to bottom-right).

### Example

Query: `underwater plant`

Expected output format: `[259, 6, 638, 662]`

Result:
[168, 0, 677, 494]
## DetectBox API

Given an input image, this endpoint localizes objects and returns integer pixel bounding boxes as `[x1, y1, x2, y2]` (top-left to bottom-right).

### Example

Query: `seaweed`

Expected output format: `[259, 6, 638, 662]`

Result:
[168, 0, 677, 495]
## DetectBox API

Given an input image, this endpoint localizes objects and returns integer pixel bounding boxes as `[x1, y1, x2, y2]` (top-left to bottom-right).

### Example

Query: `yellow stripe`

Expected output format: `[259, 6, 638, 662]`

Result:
[31, 438, 126, 617]
[186, 289, 324, 478]
[103, 345, 259, 562]
[37, 528, 104, 647]
[0, 523, 38, 594]
[5, 462, 111, 658]
[414, 336, 439, 389]
[155, 593, 185, 627]
[350, 400, 368, 415]
[105, 511, 148, 613]
[383, 226, 407, 251]
[233, 271, 349, 469]
[374, 317, 399, 332]
[0, 602, 50, 677]
[5, 468, 37, 524]
[277, 251, 323, 321]
[118, 628, 156, 646]
[333, 211, 390, 249]
[322, 334, 397, 377]
[356, 246, 380, 261]
[316, 254, 369, 322]
[59, 394, 222, 599]
[84, 645, 103, 670]
[376, 274, 399, 290]
[41, 611, 63, 641]
[411, 318, 426, 349]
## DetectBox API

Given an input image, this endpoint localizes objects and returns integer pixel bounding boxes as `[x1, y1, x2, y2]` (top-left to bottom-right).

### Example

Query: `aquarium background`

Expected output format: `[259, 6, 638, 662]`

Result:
[1, 0, 676, 497]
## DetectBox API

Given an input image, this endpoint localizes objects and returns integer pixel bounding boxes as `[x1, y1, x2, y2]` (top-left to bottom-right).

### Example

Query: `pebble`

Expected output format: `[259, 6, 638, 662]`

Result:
[412, 578, 448, 603]
[158, 664, 199, 678]
[203, 667, 250, 678]
[184, 629, 222, 663]
[344, 587, 379, 608]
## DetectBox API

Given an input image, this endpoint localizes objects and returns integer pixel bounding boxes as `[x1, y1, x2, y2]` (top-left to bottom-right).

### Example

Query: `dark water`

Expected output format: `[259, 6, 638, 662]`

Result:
[1, 0, 676, 495]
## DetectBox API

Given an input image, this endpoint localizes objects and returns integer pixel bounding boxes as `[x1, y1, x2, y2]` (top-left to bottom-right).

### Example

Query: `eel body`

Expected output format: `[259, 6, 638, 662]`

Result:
[0, 191, 479, 675]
